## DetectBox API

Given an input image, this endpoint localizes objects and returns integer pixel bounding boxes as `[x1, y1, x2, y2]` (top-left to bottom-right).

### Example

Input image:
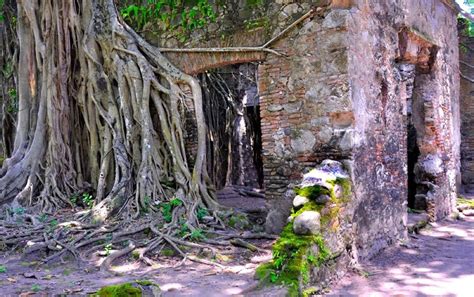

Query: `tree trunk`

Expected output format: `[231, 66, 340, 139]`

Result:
[0, 0, 218, 224]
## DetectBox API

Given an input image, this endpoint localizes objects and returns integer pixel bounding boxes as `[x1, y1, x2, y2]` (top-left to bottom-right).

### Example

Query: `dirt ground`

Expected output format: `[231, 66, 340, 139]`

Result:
[328, 215, 474, 297]
[1, 213, 473, 296]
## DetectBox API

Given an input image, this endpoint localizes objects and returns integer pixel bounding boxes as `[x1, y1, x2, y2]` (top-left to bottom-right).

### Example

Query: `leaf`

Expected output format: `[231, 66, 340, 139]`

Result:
[270, 271, 278, 283]
[31, 284, 42, 292]
[0, 265, 6, 273]
[170, 198, 183, 207]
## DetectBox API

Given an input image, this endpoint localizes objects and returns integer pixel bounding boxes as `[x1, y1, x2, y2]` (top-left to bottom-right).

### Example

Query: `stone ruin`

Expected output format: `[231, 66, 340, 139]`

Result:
[158, 0, 468, 292]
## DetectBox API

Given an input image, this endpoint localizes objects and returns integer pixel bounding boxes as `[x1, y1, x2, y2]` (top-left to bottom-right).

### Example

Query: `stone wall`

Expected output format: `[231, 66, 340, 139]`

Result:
[159, 0, 461, 263]
[259, 9, 352, 233]
[460, 34, 474, 187]
[348, 0, 460, 259]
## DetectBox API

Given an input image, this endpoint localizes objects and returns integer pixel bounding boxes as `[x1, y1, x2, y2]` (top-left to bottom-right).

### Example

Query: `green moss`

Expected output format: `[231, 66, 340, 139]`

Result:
[131, 250, 140, 260]
[302, 286, 319, 297]
[458, 197, 474, 209]
[134, 280, 158, 287]
[95, 283, 141, 297]
[256, 223, 330, 296]
[294, 186, 330, 200]
[256, 175, 351, 295]
[228, 213, 250, 230]
[161, 248, 176, 257]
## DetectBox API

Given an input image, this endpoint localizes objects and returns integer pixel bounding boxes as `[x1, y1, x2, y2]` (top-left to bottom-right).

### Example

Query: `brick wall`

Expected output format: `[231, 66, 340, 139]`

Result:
[460, 35, 474, 186]
[258, 10, 353, 233]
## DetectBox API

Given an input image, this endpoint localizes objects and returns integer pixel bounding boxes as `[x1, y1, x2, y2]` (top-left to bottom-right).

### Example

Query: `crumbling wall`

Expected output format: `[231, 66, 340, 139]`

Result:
[259, 9, 353, 233]
[460, 34, 474, 188]
[159, 0, 461, 263]
[348, 0, 460, 259]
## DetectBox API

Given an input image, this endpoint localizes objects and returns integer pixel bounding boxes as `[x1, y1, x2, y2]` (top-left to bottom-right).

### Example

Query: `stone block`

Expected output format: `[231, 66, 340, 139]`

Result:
[293, 211, 321, 235]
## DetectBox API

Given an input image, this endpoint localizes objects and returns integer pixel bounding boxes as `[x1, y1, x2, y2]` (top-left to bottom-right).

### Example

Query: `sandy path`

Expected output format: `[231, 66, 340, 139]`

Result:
[328, 216, 474, 297]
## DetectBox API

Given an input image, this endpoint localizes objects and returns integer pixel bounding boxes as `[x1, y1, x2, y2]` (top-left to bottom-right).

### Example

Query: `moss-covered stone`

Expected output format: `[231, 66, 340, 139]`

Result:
[255, 223, 330, 296]
[95, 283, 142, 297]
[257, 166, 351, 295]
[95, 280, 160, 297]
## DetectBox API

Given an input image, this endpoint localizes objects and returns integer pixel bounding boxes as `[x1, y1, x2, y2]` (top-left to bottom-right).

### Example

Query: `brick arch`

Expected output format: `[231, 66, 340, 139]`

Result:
[164, 51, 266, 75]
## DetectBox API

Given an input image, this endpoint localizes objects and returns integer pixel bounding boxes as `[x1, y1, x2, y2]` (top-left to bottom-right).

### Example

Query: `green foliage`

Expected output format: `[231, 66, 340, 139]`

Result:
[243, 16, 270, 30]
[197, 206, 209, 221]
[47, 218, 58, 233]
[179, 222, 190, 236]
[70, 193, 79, 205]
[458, 197, 474, 208]
[228, 213, 250, 230]
[161, 247, 175, 256]
[189, 229, 205, 241]
[131, 250, 140, 260]
[0, 265, 6, 273]
[31, 284, 42, 292]
[6, 88, 17, 113]
[0, 0, 4, 22]
[120, 0, 217, 34]
[82, 193, 94, 208]
[2, 61, 14, 79]
[38, 213, 48, 223]
[245, 0, 264, 8]
[458, 12, 474, 37]
[170, 197, 183, 207]
[159, 198, 183, 223]
[95, 283, 141, 297]
[104, 243, 113, 256]
[10, 206, 25, 215]
[70, 192, 94, 208]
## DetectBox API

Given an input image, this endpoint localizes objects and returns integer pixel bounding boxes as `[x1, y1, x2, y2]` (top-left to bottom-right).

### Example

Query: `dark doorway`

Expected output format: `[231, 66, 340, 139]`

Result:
[200, 64, 264, 192]
[400, 63, 424, 210]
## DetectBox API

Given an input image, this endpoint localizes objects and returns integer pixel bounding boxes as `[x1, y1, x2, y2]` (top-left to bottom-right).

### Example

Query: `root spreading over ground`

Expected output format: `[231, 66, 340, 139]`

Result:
[0, 0, 285, 271]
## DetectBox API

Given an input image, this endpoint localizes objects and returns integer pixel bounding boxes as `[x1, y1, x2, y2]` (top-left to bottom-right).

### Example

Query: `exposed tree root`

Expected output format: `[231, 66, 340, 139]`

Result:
[0, 0, 229, 231]
[0, 208, 274, 274]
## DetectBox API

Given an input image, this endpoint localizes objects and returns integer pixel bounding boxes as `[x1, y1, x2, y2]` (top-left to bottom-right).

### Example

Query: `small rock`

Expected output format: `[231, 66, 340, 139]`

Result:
[267, 104, 284, 112]
[283, 3, 299, 16]
[293, 195, 310, 209]
[23, 272, 37, 279]
[322, 10, 349, 29]
[293, 211, 321, 235]
[291, 130, 316, 153]
[314, 194, 331, 204]
[418, 154, 443, 177]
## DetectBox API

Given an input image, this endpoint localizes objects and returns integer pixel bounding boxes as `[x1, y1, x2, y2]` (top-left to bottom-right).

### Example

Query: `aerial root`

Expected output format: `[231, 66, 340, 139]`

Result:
[0, 211, 274, 273]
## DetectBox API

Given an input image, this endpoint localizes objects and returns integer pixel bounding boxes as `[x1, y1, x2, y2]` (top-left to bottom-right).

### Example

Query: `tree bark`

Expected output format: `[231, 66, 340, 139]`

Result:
[0, 0, 217, 224]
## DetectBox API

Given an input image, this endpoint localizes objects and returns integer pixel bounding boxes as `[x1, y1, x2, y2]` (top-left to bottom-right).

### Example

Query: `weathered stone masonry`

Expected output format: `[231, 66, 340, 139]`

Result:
[460, 33, 474, 189]
[163, 0, 461, 277]
[348, 0, 460, 258]
[260, 0, 460, 260]
[259, 9, 352, 234]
